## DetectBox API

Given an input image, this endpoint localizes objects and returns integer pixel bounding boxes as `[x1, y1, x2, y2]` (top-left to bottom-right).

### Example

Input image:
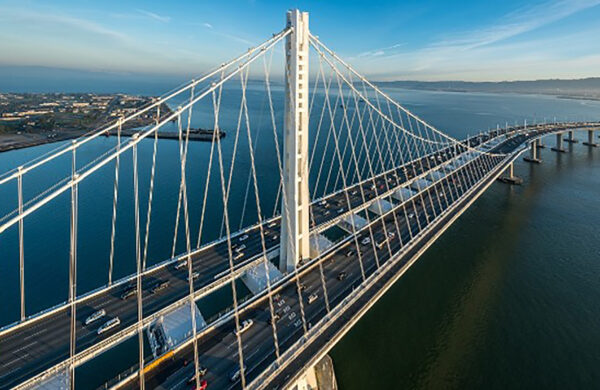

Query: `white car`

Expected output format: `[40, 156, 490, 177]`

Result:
[361, 237, 371, 245]
[97, 317, 120, 335]
[85, 309, 106, 325]
[174, 260, 188, 270]
[235, 319, 253, 336]
[239, 234, 249, 242]
[187, 271, 200, 281]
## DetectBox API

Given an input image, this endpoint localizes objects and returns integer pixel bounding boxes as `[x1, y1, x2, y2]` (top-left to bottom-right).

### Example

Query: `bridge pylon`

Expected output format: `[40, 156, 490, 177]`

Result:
[280, 9, 311, 273]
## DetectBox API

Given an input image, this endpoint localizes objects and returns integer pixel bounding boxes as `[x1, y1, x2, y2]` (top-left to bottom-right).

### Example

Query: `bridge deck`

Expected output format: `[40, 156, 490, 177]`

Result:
[1, 123, 596, 389]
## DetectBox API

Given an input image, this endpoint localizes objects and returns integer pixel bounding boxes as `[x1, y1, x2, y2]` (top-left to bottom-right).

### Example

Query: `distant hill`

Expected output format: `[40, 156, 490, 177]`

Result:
[377, 78, 600, 100]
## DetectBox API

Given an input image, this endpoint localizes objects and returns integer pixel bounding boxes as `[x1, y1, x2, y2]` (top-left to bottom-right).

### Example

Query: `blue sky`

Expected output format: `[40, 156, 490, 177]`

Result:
[1, 0, 599, 81]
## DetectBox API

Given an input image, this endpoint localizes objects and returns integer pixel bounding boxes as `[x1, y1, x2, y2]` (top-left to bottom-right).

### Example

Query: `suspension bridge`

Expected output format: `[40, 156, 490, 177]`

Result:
[0, 10, 598, 390]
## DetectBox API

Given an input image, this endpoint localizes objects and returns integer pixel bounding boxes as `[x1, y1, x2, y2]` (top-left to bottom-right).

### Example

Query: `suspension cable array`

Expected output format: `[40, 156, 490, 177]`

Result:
[3, 11, 575, 390]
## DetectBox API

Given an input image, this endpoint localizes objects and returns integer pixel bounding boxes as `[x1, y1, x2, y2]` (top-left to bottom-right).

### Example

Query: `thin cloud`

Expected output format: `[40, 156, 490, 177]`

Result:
[431, 0, 600, 51]
[1, 8, 130, 43]
[357, 0, 600, 80]
[136, 9, 171, 23]
[357, 43, 404, 58]
[187, 21, 254, 45]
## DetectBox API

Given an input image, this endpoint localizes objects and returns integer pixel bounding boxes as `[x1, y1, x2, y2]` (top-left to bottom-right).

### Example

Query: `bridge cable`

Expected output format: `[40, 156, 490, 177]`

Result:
[108, 118, 122, 285]
[68, 143, 78, 389]
[132, 132, 145, 389]
[142, 106, 160, 270]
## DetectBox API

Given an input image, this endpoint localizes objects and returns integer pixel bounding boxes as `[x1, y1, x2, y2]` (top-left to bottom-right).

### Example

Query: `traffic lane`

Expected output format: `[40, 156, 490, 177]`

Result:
[0, 228, 274, 384]
[138, 155, 500, 389]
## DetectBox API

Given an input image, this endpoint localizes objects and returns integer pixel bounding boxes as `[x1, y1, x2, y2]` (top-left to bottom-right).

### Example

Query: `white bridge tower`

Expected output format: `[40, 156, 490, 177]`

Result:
[280, 10, 310, 273]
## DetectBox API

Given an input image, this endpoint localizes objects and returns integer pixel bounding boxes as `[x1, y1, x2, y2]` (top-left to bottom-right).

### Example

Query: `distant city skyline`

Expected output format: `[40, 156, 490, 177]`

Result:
[1, 0, 600, 81]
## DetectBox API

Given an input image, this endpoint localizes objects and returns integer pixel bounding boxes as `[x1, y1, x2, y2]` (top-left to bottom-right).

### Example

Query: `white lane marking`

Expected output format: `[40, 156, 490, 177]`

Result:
[23, 328, 47, 340]
[11, 341, 36, 355]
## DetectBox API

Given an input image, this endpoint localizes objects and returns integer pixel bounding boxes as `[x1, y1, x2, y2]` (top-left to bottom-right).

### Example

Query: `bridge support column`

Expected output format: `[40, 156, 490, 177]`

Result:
[551, 132, 566, 153]
[583, 129, 598, 147]
[280, 10, 310, 273]
[499, 162, 522, 185]
[523, 139, 542, 163]
[564, 130, 578, 143]
[536, 137, 546, 148]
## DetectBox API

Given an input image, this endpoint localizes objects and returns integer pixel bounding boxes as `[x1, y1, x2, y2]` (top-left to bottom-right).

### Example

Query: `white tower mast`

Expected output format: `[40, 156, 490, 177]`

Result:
[280, 10, 310, 273]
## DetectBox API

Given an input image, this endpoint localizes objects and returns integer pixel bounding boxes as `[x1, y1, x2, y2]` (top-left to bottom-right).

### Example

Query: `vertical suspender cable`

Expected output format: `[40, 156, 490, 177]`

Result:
[18, 166, 25, 321]
[69, 141, 78, 389]
[108, 118, 122, 285]
[142, 107, 160, 270]
[133, 134, 144, 389]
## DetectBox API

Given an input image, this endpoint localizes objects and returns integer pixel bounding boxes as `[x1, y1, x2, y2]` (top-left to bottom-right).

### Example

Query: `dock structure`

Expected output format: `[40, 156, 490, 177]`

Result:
[107, 128, 225, 142]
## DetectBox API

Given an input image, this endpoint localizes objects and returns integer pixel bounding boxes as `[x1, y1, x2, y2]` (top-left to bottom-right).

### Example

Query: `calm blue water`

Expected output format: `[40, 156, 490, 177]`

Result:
[1, 80, 600, 388]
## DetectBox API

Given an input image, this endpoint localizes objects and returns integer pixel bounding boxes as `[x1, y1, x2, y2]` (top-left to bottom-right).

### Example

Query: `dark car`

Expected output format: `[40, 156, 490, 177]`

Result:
[337, 271, 347, 281]
[120, 286, 137, 300]
[150, 280, 170, 294]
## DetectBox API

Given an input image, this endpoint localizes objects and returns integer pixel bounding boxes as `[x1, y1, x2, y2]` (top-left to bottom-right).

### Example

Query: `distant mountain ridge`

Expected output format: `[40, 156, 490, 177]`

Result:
[377, 78, 600, 100]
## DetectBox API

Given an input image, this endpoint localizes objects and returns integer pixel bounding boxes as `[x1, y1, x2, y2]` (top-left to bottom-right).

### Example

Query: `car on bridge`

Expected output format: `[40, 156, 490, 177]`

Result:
[229, 363, 247, 382]
[188, 379, 207, 390]
[120, 286, 137, 300]
[150, 280, 170, 294]
[85, 309, 106, 325]
[174, 260, 188, 270]
[97, 317, 120, 335]
[235, 319, 253, 336]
